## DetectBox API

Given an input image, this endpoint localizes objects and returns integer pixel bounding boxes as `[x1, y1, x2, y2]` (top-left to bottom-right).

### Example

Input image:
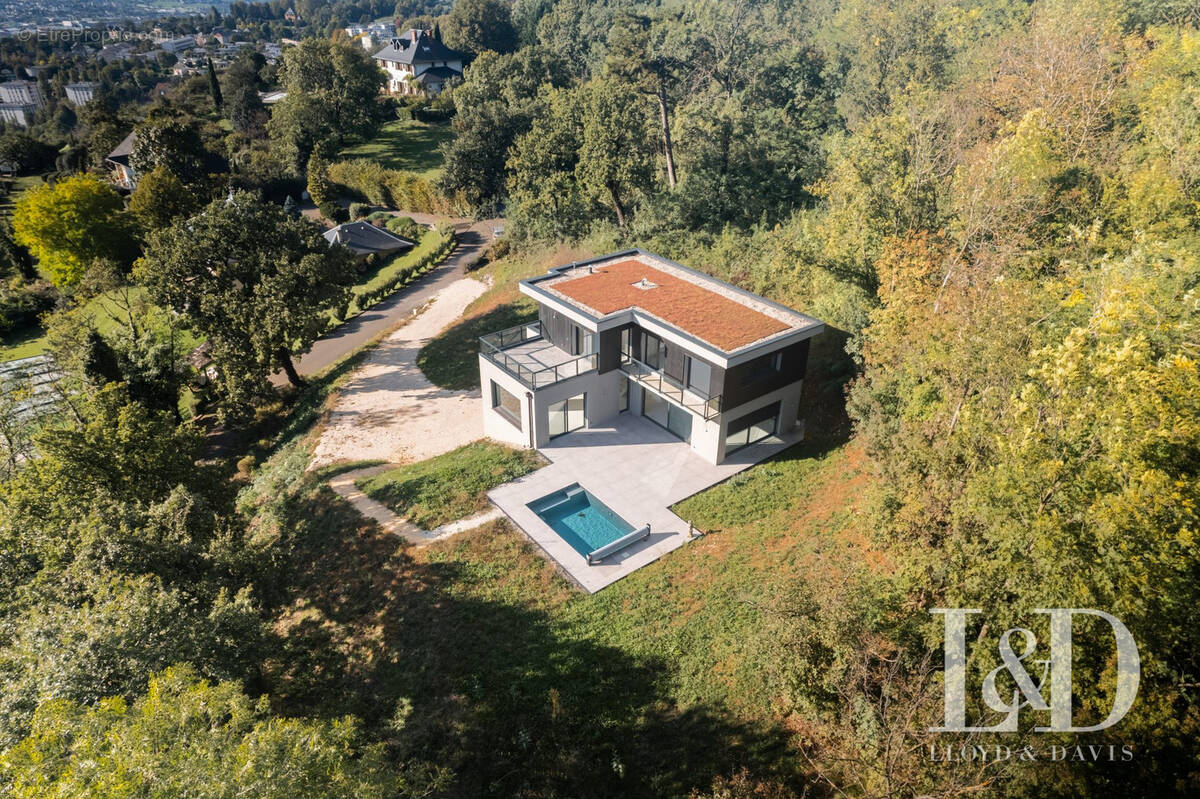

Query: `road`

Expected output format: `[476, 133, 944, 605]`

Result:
[272, 216, 500, 384]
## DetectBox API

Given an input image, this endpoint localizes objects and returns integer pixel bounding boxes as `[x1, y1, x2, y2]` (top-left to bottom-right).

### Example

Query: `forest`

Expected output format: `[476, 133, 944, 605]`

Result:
[0, 0, 1197, 796]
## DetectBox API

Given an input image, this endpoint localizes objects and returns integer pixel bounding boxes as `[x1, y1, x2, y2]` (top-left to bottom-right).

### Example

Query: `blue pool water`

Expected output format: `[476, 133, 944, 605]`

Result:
[528, 484, 634, 557]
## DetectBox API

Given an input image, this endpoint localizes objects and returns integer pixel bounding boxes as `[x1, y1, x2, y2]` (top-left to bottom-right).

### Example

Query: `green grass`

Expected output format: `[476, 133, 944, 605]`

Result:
[0, 175, 41, 220]
[0, 286, 199, 363]
[337, 118, 454, 181]
[356, 441, 543, 529]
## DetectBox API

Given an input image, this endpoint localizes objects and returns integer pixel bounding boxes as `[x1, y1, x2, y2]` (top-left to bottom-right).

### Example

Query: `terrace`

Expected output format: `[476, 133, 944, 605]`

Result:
[479, 320, 596, 388]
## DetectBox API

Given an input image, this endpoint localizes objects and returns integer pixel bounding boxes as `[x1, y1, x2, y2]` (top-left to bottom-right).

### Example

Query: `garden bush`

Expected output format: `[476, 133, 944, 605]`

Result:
[348, 202, 371, 220]
[326, 159, 450, 214]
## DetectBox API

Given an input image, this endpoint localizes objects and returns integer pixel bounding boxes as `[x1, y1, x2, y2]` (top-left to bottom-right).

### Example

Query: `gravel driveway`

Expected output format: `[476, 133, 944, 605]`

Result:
[310, 276, 489, 467]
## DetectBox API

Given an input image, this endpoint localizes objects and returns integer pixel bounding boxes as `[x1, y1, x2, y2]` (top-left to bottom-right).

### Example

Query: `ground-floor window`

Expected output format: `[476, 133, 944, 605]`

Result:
[549, 393, 586, 437]
[643, 390, 693, 443]
[491, 381, 521, 429]
[725, 401, 780, 453]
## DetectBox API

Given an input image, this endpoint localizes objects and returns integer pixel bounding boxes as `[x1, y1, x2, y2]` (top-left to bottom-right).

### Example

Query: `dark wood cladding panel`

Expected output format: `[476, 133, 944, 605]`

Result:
[538, 304, 574, 353]
[721, 338, 810, 409]
[598, 326, 624, 373]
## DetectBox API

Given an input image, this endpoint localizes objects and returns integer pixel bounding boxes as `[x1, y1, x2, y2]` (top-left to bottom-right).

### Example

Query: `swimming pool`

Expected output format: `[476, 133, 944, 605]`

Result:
[527, 484, 648, 563]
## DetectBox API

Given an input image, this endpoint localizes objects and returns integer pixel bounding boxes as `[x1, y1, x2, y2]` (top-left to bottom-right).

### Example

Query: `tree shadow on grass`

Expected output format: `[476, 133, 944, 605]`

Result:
[257, 485, 809, 798]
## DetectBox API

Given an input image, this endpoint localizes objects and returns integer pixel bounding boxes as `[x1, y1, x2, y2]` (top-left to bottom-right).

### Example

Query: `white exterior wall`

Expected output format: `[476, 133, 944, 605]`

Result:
[479, 355, 627, 450]
[0, 81, 41, 108]
[479, 355, 533, 449]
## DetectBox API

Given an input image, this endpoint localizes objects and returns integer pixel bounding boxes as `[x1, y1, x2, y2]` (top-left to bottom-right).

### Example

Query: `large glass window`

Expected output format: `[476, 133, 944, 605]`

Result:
[687, 356, 712, 393]
[491, 381, 521, 428]
[549, 393, 586, 438]
[620, 328, 632, 362]
[725, 402, 780, 453]
[738, 351, 783, 387]
[643, 333, 665, 369]
[573, 325, 594, 356]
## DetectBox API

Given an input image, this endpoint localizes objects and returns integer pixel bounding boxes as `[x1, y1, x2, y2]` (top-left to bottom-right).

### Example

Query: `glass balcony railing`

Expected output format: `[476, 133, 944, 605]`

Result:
[618, 355, 723, 420]
[479, 321, 598, 389]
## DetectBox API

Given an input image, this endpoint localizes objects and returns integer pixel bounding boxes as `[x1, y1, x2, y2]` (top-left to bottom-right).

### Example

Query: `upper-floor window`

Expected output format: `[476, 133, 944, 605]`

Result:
[643, 332, 665, 370]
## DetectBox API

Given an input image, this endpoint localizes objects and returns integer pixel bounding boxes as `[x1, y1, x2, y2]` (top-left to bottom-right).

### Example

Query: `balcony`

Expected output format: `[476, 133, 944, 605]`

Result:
[480, 321, 597, 389]
[619, 355, 723, 420]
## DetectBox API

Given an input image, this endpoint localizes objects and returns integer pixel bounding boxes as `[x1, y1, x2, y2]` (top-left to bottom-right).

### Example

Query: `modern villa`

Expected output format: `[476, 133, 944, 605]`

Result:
[479, 250, 824, 465]
[482, 250, 825, 590]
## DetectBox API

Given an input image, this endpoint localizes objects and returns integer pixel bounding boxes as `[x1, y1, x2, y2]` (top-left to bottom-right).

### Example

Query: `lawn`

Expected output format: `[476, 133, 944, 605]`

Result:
[0, 175, 41, 220]
[337, 118, 454, 181]
[0, 287, 198, 363]
[356, 441, 543, 529]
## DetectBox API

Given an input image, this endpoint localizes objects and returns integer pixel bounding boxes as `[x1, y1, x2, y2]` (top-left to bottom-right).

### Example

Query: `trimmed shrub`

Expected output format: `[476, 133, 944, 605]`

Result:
[319, 201, 348, 224]
[385, 216, 422, 241]
[348, 202, 371, 220]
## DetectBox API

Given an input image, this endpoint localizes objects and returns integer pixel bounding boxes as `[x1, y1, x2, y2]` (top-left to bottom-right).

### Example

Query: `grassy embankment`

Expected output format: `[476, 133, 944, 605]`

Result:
[356, 441, 543, 529]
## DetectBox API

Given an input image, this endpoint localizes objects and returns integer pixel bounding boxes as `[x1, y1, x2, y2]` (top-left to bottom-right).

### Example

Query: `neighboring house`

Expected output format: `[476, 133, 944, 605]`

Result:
[258, 90, 287, 105]
[284, 7, 297, 21]
[64, 81, 96, 105]
[479, 250, 825, 466]
[323, 222, 415, 257]
[105, 131, 138, 190]
[372, 28, 466, 96]
[0, 80, 43, 108]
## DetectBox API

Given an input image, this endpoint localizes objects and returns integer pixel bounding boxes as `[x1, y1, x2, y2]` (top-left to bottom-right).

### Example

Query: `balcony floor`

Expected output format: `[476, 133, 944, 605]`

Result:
[497, 338, 578, 371]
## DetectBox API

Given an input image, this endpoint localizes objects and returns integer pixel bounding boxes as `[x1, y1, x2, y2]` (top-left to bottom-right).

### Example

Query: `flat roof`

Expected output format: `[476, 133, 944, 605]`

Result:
[530, 251, 822, 353]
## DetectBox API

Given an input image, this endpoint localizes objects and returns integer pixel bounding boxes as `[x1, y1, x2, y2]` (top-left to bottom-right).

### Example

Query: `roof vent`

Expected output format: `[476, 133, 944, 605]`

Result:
[632, 277, 657, 290]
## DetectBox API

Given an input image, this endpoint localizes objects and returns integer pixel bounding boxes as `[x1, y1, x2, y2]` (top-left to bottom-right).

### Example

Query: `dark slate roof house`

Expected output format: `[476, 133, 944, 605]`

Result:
[372, 28, 467, 96]
[323, 222, 416, 257]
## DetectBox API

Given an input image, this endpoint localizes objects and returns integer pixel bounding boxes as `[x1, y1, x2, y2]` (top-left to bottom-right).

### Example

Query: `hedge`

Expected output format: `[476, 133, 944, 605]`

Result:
[326, 159, 452, 215]
[328, 224, 457, 330]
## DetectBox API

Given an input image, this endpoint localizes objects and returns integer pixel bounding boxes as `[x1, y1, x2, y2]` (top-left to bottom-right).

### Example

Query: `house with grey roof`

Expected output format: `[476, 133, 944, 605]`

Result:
[372, 28, 466, 96]
[105, 131, 138, 190]
[323, 222, 415, 257]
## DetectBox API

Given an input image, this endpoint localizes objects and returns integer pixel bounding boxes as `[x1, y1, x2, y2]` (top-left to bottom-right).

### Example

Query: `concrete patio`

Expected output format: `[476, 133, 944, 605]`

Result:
[488, 413, 803, 592]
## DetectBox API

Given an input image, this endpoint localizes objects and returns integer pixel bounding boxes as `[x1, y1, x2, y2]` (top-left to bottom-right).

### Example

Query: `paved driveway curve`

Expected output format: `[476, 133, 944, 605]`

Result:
[273, 216, 500, 384]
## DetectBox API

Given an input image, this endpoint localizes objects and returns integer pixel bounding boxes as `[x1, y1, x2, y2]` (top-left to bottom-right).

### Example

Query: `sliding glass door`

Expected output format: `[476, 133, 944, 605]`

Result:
[643, 390, 692, 443]
[548, 394, 586, 438]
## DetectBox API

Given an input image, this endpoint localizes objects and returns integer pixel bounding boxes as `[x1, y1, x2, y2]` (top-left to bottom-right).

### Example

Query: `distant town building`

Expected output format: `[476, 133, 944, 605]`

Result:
[0, 80, 43, 108]
[0, 104, 33, 127]
[64, 82, 96, 105]
[258, 90, 287, 105]
[284, 7, 297, 21]
[97, 43, 135, 62]
[372, 28, 466, 96]
[158, 35, 197, 54]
